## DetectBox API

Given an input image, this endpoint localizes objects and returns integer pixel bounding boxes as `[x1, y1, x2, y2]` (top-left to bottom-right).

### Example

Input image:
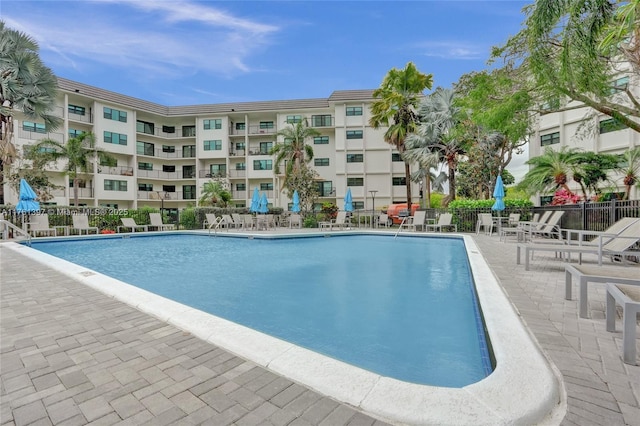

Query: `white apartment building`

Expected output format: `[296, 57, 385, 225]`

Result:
[531, 74, 640, 204]
[4, 77, 421, 213]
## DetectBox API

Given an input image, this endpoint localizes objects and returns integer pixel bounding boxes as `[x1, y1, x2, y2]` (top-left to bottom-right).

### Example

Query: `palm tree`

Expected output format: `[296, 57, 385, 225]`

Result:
[519, 147, 585, 196]
[199, 180, 231, 207]
[405, 88, 465, 206]
[619, 146, 640, 200]
[271, 119, 320, 190]
[29, 132, 115, 206]
[0, 21, 61, 200]
[370, 62, 433, 211]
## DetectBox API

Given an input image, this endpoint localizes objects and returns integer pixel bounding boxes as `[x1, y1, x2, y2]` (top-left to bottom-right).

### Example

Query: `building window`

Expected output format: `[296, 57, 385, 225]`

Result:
[182, 125, 196, 137]
[236, 183, 246, 191]
[183, 165, 195, 178]
[163, 185, 176, 192]
[599, 118, 627, 134]
[286, 115, 302, 124]
[183, 185, 196, 200]
[204, 119, 222, 130]
[353, 201, 365, 210]
[235, 122, 245, 130]
[136, 120, 154, 134]
[23, 121, 46, 133]
[204, 140, 222, 151]
[138, 183, 153, 191]
[235, 142, 245, 151]
[311, 115, 332, 127]
[104, 131, 127, 145]
[314, 158, 330, 166]
[69, 128, 84, 138]
[68, 105, 85, 116]
[253, 160, 273, 170]
[392, 177, 406, 186]
[104, 180, 127, 191]
[346, 106, 363, 116]
[209, 164, 226, 176]
[138, 162, 153, 171]
[162, 125, 175, 133]
[260, 183, 274, 191]
[540, 98, 560, 111]
[346, 153, 363, 163]
[236, 162, 246, 170]
[259, 142, 273, 154]
[103, 107, 127, 122]
[137, 141, 154, 156]
[317, 181, 333, 196]
[610, 76, 629, 94]
[162, 145, 175, 153]
[347, 177, 364, 186]
[314, 136, 329, 145]
[259, 121, 274, 129]
[540, 132, 560, 146]
[183, 145, 196, 158]
[163, 165, 176, 173]
[540, 195, 553, 206]
[346, 130, 363, 139]
[392, 153, 403, 162]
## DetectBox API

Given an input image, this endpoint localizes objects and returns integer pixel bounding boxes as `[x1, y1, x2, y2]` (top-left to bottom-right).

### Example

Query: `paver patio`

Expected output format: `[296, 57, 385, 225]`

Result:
[1, 232, 639, 425]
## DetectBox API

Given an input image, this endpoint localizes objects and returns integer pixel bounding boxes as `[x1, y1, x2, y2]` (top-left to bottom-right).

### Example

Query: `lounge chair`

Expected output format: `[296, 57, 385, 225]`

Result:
[149, 213, 175, 231]
[289, 214, 302, 228]
[516, 220, 640, 270]
[232, 213, 245, 229]
[118, 218, 148, 233]
[71, 214, 99, 235]
[606, 282, 640, 365]
[220, 214, 240, 230]
[203, 213, 223, 230]
[377, 213, 391, 228]
[400, 210, 427, 232]
[516, 211, 552, 240]
[564, 217, 639, 247]
[426, 213, 457, 232]
[242, 214, 255, 230]
[529, 210, 565, 241]
[565, 264, 640, 318]
[476, 213, 494, 236]
[28, 214, 57, 237]
[320, 211, 350, 230]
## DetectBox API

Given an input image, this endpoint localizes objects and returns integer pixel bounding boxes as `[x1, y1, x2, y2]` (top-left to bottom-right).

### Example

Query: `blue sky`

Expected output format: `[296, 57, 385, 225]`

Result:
[2, 0, 529, 106]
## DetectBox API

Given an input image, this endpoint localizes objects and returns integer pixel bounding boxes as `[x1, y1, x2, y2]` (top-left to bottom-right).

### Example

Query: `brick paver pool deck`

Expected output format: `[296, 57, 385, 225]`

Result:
[1, 232, 639, 425]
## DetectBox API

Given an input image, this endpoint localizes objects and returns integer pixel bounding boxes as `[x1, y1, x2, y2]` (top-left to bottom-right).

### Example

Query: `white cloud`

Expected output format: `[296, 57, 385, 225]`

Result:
[417, 41, 486, 60]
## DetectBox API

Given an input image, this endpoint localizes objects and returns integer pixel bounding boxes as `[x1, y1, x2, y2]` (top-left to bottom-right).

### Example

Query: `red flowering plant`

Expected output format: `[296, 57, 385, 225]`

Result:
[100, 229, 116, 234]
[551, 188, 582, 205]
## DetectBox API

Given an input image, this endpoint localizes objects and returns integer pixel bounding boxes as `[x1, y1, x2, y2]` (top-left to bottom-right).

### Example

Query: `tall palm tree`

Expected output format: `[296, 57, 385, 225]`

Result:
[405, 88, 465, 206]
[270, 119, 320, 191]
[29, 132, 115, 206]
[619, 146, 640, 200]
[0, 21, 61, 200]
[199, 180, 231, 207]
[519, 147, 584, 195]
[370, 62, 433, 211]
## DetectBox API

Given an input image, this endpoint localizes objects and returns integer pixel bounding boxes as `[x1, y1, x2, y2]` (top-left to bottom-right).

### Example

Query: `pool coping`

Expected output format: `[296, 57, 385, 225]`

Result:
[5, 231, 566, 425]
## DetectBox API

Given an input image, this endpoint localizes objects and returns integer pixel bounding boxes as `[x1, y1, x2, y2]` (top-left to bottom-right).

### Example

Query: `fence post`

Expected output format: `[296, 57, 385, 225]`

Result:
[581, 202, 587, 231]
[610, 198, 617, 224]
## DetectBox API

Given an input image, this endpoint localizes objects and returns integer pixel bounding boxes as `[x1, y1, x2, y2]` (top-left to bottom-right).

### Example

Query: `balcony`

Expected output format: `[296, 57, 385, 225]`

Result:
[136, 147, 196, 158]
[138, 170, 196, 179]
[137, 191, 195, 200]
[232, 190, 247, 199]
[310, 115, 334, 127]
[18, 129, 64, 142]
[135, 126, 197, 139]
[198, 170, 227, 179]
[228, 169, 246, 178]
[98, 165, 134, 176]
[69, 187, 94, 198]
[68, 111, 93, 124]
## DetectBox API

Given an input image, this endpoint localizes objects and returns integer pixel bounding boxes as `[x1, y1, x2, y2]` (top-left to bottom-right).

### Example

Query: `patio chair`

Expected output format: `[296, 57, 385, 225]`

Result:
[28, 214, 57, 237]
[377, 213, 391, 228]
[149, 213, 175, 231]
[242, 214, 255, 230]
[565, 264, 640, 318]
[516, 220, 640, 270]
[289, 214, 302, 228]
[220, 214, 240, 230]
[71, 214, 99, 235]
[232, 213, 245, 229]
[426, 213, 457, 232]
[203, 214, 223, 230]
[320, 211, 350, 230]
[118, 218, 148, 233]
[400, 210, 427, 232]
[476, 213, 495, 236]
[529, 211, 565, 241]
[606, 282, 640, 365]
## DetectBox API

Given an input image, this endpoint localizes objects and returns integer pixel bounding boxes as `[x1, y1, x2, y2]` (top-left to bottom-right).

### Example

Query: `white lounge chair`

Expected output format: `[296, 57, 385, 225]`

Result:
[71, 214, 99, 235]
[118, 218, 148, 233]
[426, 213, 456, 232]
[517, 220, 640, 270]
[320, 211, 350, 230]
[400, 210, 427, 232]
[149, 213, 175, 231]
[204, 214, 223, 230]
[289, 214, 302, 228]
[564, 217, 639, 247]
[28, 214, 57, 237]
[565, 264, 640, 318]
[529, 211, 565, 241]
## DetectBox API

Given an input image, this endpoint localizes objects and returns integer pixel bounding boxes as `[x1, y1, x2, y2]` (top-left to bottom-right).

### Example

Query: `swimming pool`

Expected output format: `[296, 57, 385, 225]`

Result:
[8, 231, 563, 425]
[30, 234, 492, 387]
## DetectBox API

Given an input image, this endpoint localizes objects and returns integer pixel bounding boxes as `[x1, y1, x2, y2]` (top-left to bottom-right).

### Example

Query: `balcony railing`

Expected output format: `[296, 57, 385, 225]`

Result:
[228, 169, 246, 178]
[138, 170, 196, 179]
[136, 147, 197, 158]
[135, 126, 197, 139]
[198, 170, 227, 179]
[232, 190, 247, 199]
[18, 129, 64, 142]
[68, 111, 93, 123]
[137, 191, 195, 200]
[98, 166, 134, 176]
[68, 187, 94, 198]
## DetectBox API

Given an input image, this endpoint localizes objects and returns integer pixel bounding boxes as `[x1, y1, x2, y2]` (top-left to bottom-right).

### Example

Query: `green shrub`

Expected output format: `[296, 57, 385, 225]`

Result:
[448, 198, 533, 209]
[180, 208, 198, 229]
[429, 193, 445, 209]
[304, 216, 318, 228]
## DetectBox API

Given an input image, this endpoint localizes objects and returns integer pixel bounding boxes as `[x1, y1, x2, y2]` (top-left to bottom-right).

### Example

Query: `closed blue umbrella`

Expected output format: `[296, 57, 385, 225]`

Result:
[16, 179, 40, 213]
[344, 188, 353, 212]
[492, 175, 506, 234]
[249, 187, 260, 213]
[258, 192, 269, 214]
[291, 190, 301, 213]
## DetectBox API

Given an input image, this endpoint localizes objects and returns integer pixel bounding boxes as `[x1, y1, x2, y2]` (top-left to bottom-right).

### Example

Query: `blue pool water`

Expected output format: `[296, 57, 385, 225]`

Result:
[32, 234, 492, 387]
